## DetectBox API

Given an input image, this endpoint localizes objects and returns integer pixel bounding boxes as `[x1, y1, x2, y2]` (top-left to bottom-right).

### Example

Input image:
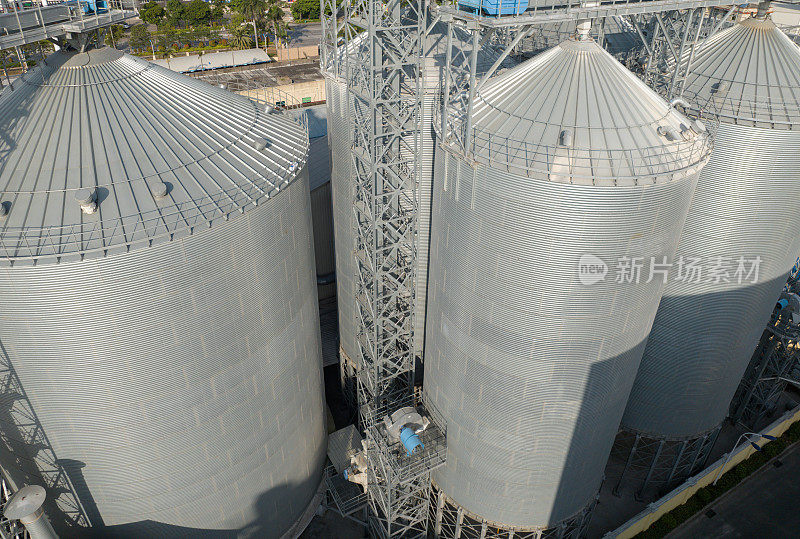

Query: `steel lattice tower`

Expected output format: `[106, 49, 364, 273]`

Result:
[322, 0, 447, 536]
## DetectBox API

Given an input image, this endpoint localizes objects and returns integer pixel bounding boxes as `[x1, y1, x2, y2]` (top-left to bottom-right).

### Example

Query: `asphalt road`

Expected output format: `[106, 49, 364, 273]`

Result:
[287, 22, 323, 48]
[670, 443, 800, 538]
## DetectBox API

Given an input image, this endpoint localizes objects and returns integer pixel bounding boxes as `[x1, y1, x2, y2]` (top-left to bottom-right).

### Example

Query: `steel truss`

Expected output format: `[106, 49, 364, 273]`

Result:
[610, 427, 720, 500]
[429, 482, 594, 539]
[322, 0, 449, 534]
[634, 5, 737, 98]
[345, 0, 423, 421]
[730, 312, 800, 429]
[0, 0, 134, 52]
[434, 0, 741, 158]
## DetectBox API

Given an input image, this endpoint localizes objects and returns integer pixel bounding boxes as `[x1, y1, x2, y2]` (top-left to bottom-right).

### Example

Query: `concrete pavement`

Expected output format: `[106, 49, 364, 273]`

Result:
[669, 443, 800, 538]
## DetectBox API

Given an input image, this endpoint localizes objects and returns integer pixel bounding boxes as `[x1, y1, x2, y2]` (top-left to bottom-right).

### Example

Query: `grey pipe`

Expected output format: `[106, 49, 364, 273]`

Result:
[3, 485, 57, 539]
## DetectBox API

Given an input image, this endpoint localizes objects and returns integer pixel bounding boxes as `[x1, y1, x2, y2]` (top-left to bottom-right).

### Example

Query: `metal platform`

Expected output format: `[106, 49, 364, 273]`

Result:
[731, 305, 800, 429]
[0, 0, 134, 51]
[435, 0, 798, 27]
[326, 465, 369, 518]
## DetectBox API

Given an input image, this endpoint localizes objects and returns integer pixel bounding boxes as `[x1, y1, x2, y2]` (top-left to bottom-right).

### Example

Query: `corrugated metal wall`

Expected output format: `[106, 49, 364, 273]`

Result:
[311, 181, 336, 300]
[325, 76, 359, 364]
[0, 170, 326, 535]
[622, 124, 800, 438]
[307, 105, 335, 301]
[424, 149, 698, 528]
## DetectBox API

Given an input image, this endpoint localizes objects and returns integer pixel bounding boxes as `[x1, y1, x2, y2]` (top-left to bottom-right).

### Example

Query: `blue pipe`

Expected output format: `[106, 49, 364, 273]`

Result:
[777, 299, 789, 311]
[400, 426, 424, 456]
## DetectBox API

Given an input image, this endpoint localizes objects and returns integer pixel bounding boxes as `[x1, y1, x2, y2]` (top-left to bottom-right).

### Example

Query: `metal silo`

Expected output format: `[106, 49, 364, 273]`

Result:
[0, 47, 326, 535]
[617, 12, 800, 495]
[424, 33, 710, 535]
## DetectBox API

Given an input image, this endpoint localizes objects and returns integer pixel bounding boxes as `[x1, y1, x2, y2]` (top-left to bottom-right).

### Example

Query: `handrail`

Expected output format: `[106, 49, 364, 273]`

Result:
[434, 92, 712, 183]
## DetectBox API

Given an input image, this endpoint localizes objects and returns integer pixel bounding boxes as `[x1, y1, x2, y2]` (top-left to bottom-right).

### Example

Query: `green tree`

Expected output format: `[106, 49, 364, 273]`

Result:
[104, 24, 124, 48]
[156, 24, 178, 52]
[0, 49, 10, 86]
[130, 24, 151, 51]
[210, 0, 226, 22]
[230, 27, 253, 50]
[232, 0, 266, 48]
[184, 0, 211, 26]
[290, 0, 318, 20]
[139, 1, 166, 25]
[165, 0, 185, 27]
[226, 12, 246, 31]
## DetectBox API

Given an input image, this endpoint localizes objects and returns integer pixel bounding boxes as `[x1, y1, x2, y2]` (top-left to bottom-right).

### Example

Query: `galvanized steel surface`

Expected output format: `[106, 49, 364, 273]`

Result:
[0, 46, 325, 534]
[622, 122, 800, 438]
[424, 40, 706, 528]
[678, 16, 800, 129]
[424, 149, 699, 528]
[0, 48, 308, 264]
[311, 182, 336, 301]
[464, 39, 709, 184]
[325, 76, 359, 363]
[414, 25, 514, 359]
[0, 168, 326, 534]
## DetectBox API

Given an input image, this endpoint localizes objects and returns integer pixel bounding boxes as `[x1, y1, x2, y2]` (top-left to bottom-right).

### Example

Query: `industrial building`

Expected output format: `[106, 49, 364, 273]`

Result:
[318, 0, 800, 537]
[0, 0, 799, 536]
[616, 9, 800, 496]
[0, 47, 326, 535]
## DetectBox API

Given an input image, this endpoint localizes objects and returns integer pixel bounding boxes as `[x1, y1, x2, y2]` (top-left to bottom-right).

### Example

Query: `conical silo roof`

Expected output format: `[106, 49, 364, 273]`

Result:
[678, 15, 800, 128]
[469, 38, 710, 185]
[0, 47, 308, 264]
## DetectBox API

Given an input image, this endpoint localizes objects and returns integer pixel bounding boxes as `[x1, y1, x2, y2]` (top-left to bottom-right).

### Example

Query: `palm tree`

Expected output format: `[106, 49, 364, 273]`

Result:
[235, 0, 267, 49]
[0, 49, 10, 88]
[265, 1, 284, 49]
[230, 27, 253, 50]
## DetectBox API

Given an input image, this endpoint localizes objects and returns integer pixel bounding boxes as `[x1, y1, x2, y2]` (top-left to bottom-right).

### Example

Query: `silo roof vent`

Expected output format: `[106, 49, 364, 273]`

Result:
[74, 188, 97, 214]
[150, 181, 168, 200]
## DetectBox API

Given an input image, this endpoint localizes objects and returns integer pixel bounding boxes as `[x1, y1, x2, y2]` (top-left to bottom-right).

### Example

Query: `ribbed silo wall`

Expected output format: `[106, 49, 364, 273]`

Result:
[0, 169, 326, 535]
[622, 123, 800, 438]
[308, 125, 335, 300]
[415, 44, 439, 359]
[424, 149, 698, 528]
[414, 29, 510, 359]
[325, 76, 359, 364]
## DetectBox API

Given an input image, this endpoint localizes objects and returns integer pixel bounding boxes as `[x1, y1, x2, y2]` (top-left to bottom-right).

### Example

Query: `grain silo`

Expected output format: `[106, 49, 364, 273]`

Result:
[424, 31, 710, 535]
[617, 11, 800, 495]
[0, 47, 326, 535]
